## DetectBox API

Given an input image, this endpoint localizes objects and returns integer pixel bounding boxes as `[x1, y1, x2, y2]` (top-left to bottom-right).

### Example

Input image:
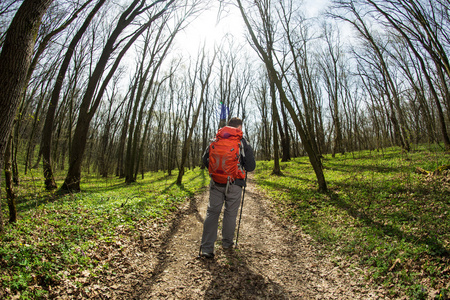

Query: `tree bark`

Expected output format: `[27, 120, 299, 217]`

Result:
[177, 50, 215, 184]
[278, 99, 291, 162]
[237, 0, 327, 191]
[364, 0, 450, 151]
[270, 79, 282, 175]
[41, 0, 106, 190]
[5, 133, 17, 223]
[0, 0, 54, 233]
[62, 0, 175, 191]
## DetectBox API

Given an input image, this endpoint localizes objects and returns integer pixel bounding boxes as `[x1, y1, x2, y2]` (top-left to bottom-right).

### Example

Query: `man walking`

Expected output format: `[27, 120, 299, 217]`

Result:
[200, 117, 256, 258]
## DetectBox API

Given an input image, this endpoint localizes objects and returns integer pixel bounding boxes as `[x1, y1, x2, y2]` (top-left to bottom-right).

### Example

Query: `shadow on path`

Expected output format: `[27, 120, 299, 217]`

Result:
[130, 195, 203, 299]
[201, 249, 289, 300]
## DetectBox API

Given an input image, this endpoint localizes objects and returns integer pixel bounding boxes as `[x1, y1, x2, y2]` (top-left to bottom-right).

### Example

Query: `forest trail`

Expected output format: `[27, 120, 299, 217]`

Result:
[97, 176, 386, 299]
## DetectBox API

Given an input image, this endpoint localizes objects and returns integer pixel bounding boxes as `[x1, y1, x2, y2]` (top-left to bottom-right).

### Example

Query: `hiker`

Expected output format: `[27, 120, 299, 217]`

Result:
[200, 117, 256, 258]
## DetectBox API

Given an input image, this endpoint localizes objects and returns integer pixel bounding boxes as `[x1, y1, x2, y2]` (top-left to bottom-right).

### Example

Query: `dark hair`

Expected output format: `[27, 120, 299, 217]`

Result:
[227, 117, 242, 128]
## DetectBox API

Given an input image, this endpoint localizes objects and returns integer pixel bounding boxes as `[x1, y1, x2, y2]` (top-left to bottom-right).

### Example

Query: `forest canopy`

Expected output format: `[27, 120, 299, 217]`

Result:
[0, 0, 449, 217]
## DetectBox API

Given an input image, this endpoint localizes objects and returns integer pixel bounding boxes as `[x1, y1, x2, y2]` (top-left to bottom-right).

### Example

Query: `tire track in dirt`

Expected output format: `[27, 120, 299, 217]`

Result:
[127, 176, 386, 299]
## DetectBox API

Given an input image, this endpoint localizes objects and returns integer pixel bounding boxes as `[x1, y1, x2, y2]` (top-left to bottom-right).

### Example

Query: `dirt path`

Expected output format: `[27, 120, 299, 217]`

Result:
[91, 176, 387, 299]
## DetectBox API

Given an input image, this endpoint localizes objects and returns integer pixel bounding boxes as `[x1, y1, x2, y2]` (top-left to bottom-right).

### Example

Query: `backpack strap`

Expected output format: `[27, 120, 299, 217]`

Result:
[240, 138, 246, 158]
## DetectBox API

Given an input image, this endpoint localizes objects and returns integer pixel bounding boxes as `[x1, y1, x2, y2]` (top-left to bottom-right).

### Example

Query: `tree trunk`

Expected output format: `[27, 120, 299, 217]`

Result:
[177, 51, 215, 184]
[5, 133, 17, 223]
[270, 79, 282, 175]
[62, 0, 175, 191]
[41, 0, 106, 190]
[117, 85, 135, 178]
[237, 0, 327, 191]
[0, 0, 54, 232]
[279, 99, 291, 162]
[125, 77, 143, 183]
[12, 86, 38, 184]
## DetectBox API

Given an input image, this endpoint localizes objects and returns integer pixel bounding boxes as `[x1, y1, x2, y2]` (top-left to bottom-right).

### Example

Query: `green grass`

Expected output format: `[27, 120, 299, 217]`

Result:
[2, 145, 449, 299]
[0, 168, 209, 299]
[254, 145, 449, 299]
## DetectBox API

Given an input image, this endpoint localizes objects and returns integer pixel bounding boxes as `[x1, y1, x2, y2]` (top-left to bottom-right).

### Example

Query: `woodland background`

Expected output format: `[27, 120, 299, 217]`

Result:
[0, 0, 449, 298]
[1, 0, 449, 196]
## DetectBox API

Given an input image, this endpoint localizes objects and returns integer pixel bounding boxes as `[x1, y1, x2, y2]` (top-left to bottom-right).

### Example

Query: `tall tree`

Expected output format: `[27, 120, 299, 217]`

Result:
[361, 0, 450, 151]
[126, 14, 186, 183]
[98, 82, 125, 178]
[254, 77, 272, 161]
[4, 133, 16, 223]
[237, 0, 327, 191]
[320, 23, 345, 157]
[278, 97, 291, 162]
[61, 0, 176, 191]
[270, 79, 282, 175]
[0, 0, 54, 232]
[330, 0, 411, 151]
[276, 1, 322, 157]
[41, 0, 106, 190]
[177, 47, 216, 184]
[117, 75, 138, 178]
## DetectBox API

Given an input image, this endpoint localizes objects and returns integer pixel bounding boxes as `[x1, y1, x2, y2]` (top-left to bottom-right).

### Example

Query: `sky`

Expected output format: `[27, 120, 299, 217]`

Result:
[174, 0, 331, 58]
[170, 0, 332, 129]
[174, 3, 245, 58]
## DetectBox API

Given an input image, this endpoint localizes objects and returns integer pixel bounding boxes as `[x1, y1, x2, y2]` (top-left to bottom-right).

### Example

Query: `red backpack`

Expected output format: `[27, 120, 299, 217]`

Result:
[208, 126, 246, 184]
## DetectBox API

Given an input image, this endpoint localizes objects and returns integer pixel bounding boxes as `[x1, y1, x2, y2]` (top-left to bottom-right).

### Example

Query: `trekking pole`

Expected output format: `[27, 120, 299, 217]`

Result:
[235, 174, 247, 248]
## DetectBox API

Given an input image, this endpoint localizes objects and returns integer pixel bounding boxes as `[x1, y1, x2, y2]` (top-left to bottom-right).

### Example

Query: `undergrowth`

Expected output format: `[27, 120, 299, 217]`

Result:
[254, 145, 449, 299]
[0, 168, 208, 299]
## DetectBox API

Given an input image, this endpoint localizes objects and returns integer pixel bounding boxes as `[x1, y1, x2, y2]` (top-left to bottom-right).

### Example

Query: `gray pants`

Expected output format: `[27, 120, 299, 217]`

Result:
[201, 181, 243, 253]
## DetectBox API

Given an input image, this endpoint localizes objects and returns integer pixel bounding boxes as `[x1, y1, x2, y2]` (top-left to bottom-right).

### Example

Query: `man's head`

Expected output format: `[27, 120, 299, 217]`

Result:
[227, 117, 243, 130]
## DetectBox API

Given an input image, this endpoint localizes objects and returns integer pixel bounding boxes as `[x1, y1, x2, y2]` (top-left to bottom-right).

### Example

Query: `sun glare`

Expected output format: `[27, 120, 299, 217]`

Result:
[175, 5, 246, 57]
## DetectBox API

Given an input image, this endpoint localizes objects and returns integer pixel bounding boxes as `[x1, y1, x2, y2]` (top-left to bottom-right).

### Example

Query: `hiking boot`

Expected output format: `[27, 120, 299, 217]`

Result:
[200, 252, 215, 259]
[223, 242, 234, 250]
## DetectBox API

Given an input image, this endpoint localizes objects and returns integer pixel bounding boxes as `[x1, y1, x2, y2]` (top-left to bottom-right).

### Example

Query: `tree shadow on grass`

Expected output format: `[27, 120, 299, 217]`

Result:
[326, 190, 449, 256]
[15, 170, 209, 216]
[14, 181, 129, 213]
[256, 175, 448, 256]
[283, 173, 317, 184]
[258, 176, 313, 189]
[82, 174, 170, 194]
[257, 178, 317, 201]
[161, 169, 209, 194]
[324, 162, 399, 174]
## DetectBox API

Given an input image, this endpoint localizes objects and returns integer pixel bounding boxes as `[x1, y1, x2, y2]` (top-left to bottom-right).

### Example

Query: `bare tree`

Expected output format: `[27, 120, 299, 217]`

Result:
[319, 23, 345, 157]
[98, 80, 125, 178]
[124, 30, 159, 184]
[117, 75, 138, 178]
[330, 0, 411, 151]
[126, 12, 187, 183]
[254, 73, 272, 161]
[137, 75, 171, 178]
[61, 0, 176, 191]
[4, 132, 16, 223]
[270, 79, 282, 175]
[41, 0, 106, 190]
[276, 1, 322, 157]
[177, 46, 216, 184]
[236, 0, 327, 191]
[167, 73, 183, 176]
[360, 0, 450, 151]
[0, 0, 54, 232]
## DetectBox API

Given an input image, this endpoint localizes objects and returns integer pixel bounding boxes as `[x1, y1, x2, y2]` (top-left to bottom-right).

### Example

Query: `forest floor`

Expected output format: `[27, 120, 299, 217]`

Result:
[53, 175, 392, 300]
